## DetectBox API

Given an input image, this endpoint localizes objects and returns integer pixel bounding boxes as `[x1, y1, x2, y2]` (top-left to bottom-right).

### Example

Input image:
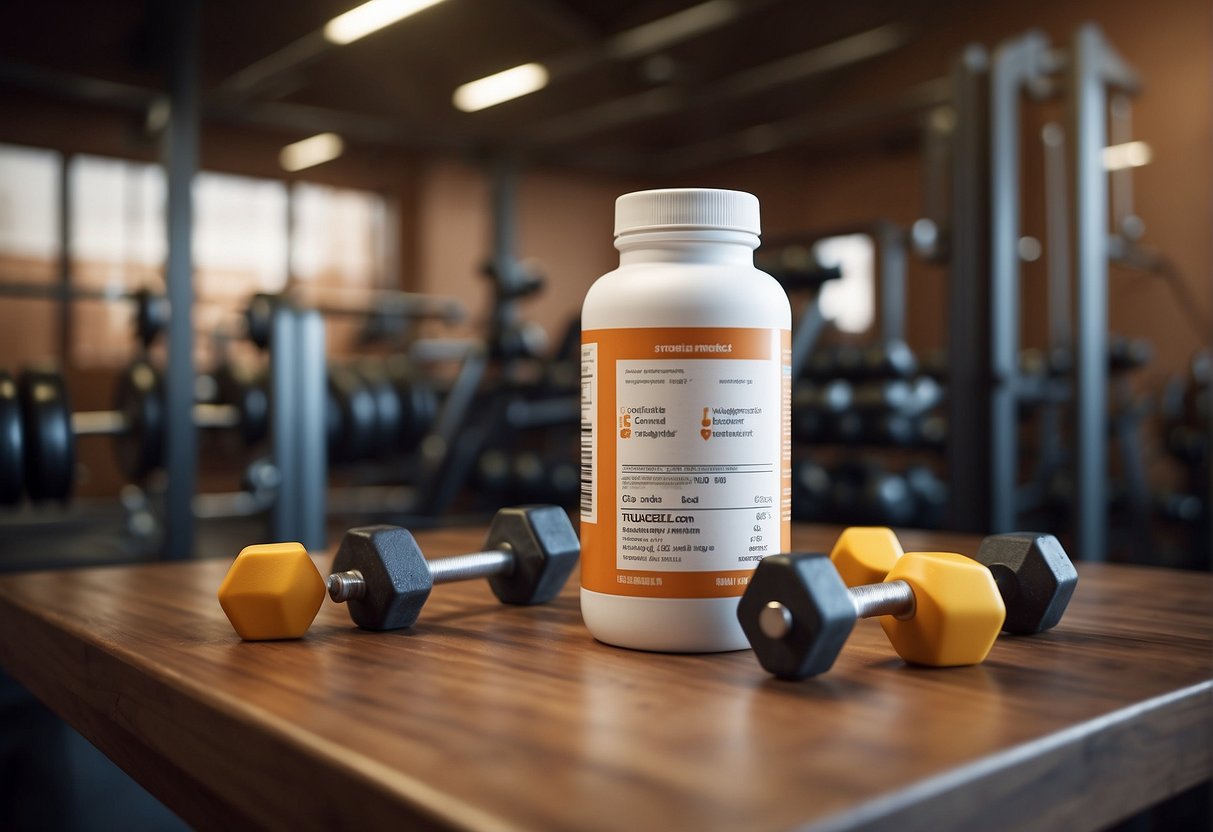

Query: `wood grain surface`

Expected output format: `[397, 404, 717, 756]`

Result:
[0, 524, 1209, 831]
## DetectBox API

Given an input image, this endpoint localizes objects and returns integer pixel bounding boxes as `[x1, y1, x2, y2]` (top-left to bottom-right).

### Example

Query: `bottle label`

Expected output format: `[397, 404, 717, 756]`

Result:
[581, 327, 791, 598]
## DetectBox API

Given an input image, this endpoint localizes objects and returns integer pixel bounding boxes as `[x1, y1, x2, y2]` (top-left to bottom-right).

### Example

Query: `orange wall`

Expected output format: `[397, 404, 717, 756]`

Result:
[410, 156, 639, 347]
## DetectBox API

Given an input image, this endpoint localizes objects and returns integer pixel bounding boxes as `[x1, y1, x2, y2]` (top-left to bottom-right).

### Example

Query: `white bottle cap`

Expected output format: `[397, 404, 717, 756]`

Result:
[614, 188, 760, 237]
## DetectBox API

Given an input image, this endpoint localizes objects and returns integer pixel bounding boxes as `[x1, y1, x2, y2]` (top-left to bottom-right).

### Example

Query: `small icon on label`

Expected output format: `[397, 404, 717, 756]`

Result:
[619, 413, 632, 439]
[621, 428, 632, 439]
[701, 407, 711, 427]
[700, 428, 712, 441]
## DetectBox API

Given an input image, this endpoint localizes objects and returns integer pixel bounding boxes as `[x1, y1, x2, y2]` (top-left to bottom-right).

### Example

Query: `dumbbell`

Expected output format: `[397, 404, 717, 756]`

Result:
[793, 380, 852, 441]
[904, 464, 947, 528]
[791, 458, 830, 521]
[0, 371, 23, 505]
[475, 449, 512, 494]
[827, 461, 916, 526]
[13, 363, 244, 500]
[805, 344, 864, 380]
[326, 365, 378, 464]
[546, 455, 580, 505]
[860, 339, 918, 379]
[212, 363, 269, 446]
[738, 549, 1007, 679]
[828, 527, 1078, 634]
[327, 362, 440, 463]
[217, 505, 579, 640]
[511, 450, 548, 499]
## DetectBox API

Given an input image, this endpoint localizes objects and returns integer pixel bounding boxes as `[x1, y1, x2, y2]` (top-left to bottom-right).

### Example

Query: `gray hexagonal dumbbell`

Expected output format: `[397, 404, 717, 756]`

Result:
[736, 553, 859, 680]
[325, 505, 579, 631]
[973, 532, 1078, 634]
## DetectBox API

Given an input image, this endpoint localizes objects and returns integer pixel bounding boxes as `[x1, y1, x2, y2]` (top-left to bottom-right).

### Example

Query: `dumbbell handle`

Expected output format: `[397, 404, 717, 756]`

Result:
[71, 403, 241, 436]
[758, 579, 916, 639]
[327, 546, 516, 602]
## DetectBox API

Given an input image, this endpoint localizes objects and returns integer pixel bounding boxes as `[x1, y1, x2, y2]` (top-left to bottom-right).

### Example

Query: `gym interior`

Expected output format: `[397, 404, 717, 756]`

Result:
[0, 1, 1209, 829]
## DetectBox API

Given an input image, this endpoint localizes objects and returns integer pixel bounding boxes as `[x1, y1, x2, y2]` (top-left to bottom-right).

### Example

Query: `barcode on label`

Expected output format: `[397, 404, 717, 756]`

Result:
[580, 342, 597, 523]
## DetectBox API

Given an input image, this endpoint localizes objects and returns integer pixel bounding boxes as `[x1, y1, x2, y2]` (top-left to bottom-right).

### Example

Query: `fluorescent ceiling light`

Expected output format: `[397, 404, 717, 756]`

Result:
[1103, 140, 1152, 171]
[453, 63, 549, 112]
[324, 0, 446, 46]
[280, 133, 345, 172]
[608, 0, 740, 60]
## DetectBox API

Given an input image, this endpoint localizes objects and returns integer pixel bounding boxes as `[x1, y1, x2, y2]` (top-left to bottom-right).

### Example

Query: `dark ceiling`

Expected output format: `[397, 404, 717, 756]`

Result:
[0, 0, 955, 172]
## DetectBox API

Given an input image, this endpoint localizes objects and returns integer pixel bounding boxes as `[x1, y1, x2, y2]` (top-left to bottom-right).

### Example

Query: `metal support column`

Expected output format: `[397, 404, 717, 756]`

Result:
[1041, 123, 1072, 357]
[945, 45, 991, 532]
[987, 31, 1051, 533]
[296, 309, 327, 550]
[161, 0, 200, 559]
[269, 305, 299, 543]
[875, 221, 907, 343]
[56, 153, 72, 365]
[486, 159, 525, 365]
[268, 303, 327, 548]
[1068, 24, 1139, 561]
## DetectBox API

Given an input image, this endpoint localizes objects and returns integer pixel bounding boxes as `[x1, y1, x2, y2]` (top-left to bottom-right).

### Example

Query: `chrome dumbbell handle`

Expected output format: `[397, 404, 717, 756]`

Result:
[327, 545, 517, 602]
[757, 579, 916, 639]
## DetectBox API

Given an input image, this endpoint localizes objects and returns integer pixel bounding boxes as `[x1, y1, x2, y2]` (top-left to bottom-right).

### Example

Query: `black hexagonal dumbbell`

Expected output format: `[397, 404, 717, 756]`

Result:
[325, 505, 579, 630]
[974, 533, 1078, 634]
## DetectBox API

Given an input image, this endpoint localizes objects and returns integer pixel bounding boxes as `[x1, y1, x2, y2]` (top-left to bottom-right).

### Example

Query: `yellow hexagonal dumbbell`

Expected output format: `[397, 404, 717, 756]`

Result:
[829, 527, 904, 587]
[830, 527, 1078, 636]
[217, 542, 326, 640]
[739, 550, 1007, 679]
[880, 552, 1006, 666]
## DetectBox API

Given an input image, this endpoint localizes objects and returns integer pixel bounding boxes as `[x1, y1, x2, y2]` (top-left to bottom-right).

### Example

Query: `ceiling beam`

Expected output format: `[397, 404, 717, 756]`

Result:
[527, 22, 914, 144]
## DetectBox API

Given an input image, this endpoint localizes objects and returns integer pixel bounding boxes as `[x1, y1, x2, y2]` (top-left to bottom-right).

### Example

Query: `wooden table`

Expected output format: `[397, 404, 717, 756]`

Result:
[0, 525, 1208, 831]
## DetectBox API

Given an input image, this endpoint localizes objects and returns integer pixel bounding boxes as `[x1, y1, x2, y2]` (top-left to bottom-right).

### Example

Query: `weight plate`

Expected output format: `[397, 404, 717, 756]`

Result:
[18, 369, 74, 502]
[0, 371, 23, 505]
[215, 364, 268, 445]
[113, 360, 165, 480]
[357, 364, 402, 457]
[394, 376, 439, 451]
[328, 367, 376, 463]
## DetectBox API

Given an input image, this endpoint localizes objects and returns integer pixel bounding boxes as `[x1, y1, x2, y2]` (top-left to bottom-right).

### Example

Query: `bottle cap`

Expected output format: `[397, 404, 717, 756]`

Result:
[614, 188, 760, 237]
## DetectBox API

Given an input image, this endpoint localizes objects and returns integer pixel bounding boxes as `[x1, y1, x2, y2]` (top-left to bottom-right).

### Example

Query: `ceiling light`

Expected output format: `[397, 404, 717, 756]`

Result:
[324, 0, 446, 46]
[280, 133, 344, 172]
[608, 0, 739, 60]
[1102, 141, 1152, 171]
[453, 63, 549, 112]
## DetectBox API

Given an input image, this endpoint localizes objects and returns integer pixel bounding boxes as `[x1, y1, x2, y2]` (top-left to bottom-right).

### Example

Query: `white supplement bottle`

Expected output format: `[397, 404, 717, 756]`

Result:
[579, 188, 792, 652]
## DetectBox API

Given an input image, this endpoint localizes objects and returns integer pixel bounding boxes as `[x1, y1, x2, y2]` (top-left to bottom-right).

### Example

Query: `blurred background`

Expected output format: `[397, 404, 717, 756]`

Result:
[0, 0, 1209, 828]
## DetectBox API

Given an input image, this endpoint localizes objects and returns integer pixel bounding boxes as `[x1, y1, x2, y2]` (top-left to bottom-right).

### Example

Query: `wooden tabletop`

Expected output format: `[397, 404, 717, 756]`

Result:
[0, 524, 1209, 831]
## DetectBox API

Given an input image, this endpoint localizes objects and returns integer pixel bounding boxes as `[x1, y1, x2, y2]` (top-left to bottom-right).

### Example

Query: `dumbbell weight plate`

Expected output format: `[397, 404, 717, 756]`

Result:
[512, 451, 547, 499]
[356, 363, 403, 457]
[862, 340, 918, 379]
[113, 360, 165, 481]
[547, 457, 579, 505]
[214, 364, 268, 446]
[18, 369, 74, 502]
[327, 367, 377, 464]
[860, 469, 915, 526]
[392, 374, 439, 452]
[791, 458, 829, 521]
[475, 449, 511, 493]
[0, 371, 23, 504]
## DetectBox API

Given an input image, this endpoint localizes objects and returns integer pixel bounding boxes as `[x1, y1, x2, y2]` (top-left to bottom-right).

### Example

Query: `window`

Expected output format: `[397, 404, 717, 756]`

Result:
[0, 144, 60, 362]
[291, 181, 390, 288]
[0, 145, 392, 367]
[813, 233, 874, 335]
[0, 143, 59, 281]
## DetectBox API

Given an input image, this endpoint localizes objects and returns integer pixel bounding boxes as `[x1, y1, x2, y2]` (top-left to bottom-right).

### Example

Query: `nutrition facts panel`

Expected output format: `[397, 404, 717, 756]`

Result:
[615, 357, 782, 573]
